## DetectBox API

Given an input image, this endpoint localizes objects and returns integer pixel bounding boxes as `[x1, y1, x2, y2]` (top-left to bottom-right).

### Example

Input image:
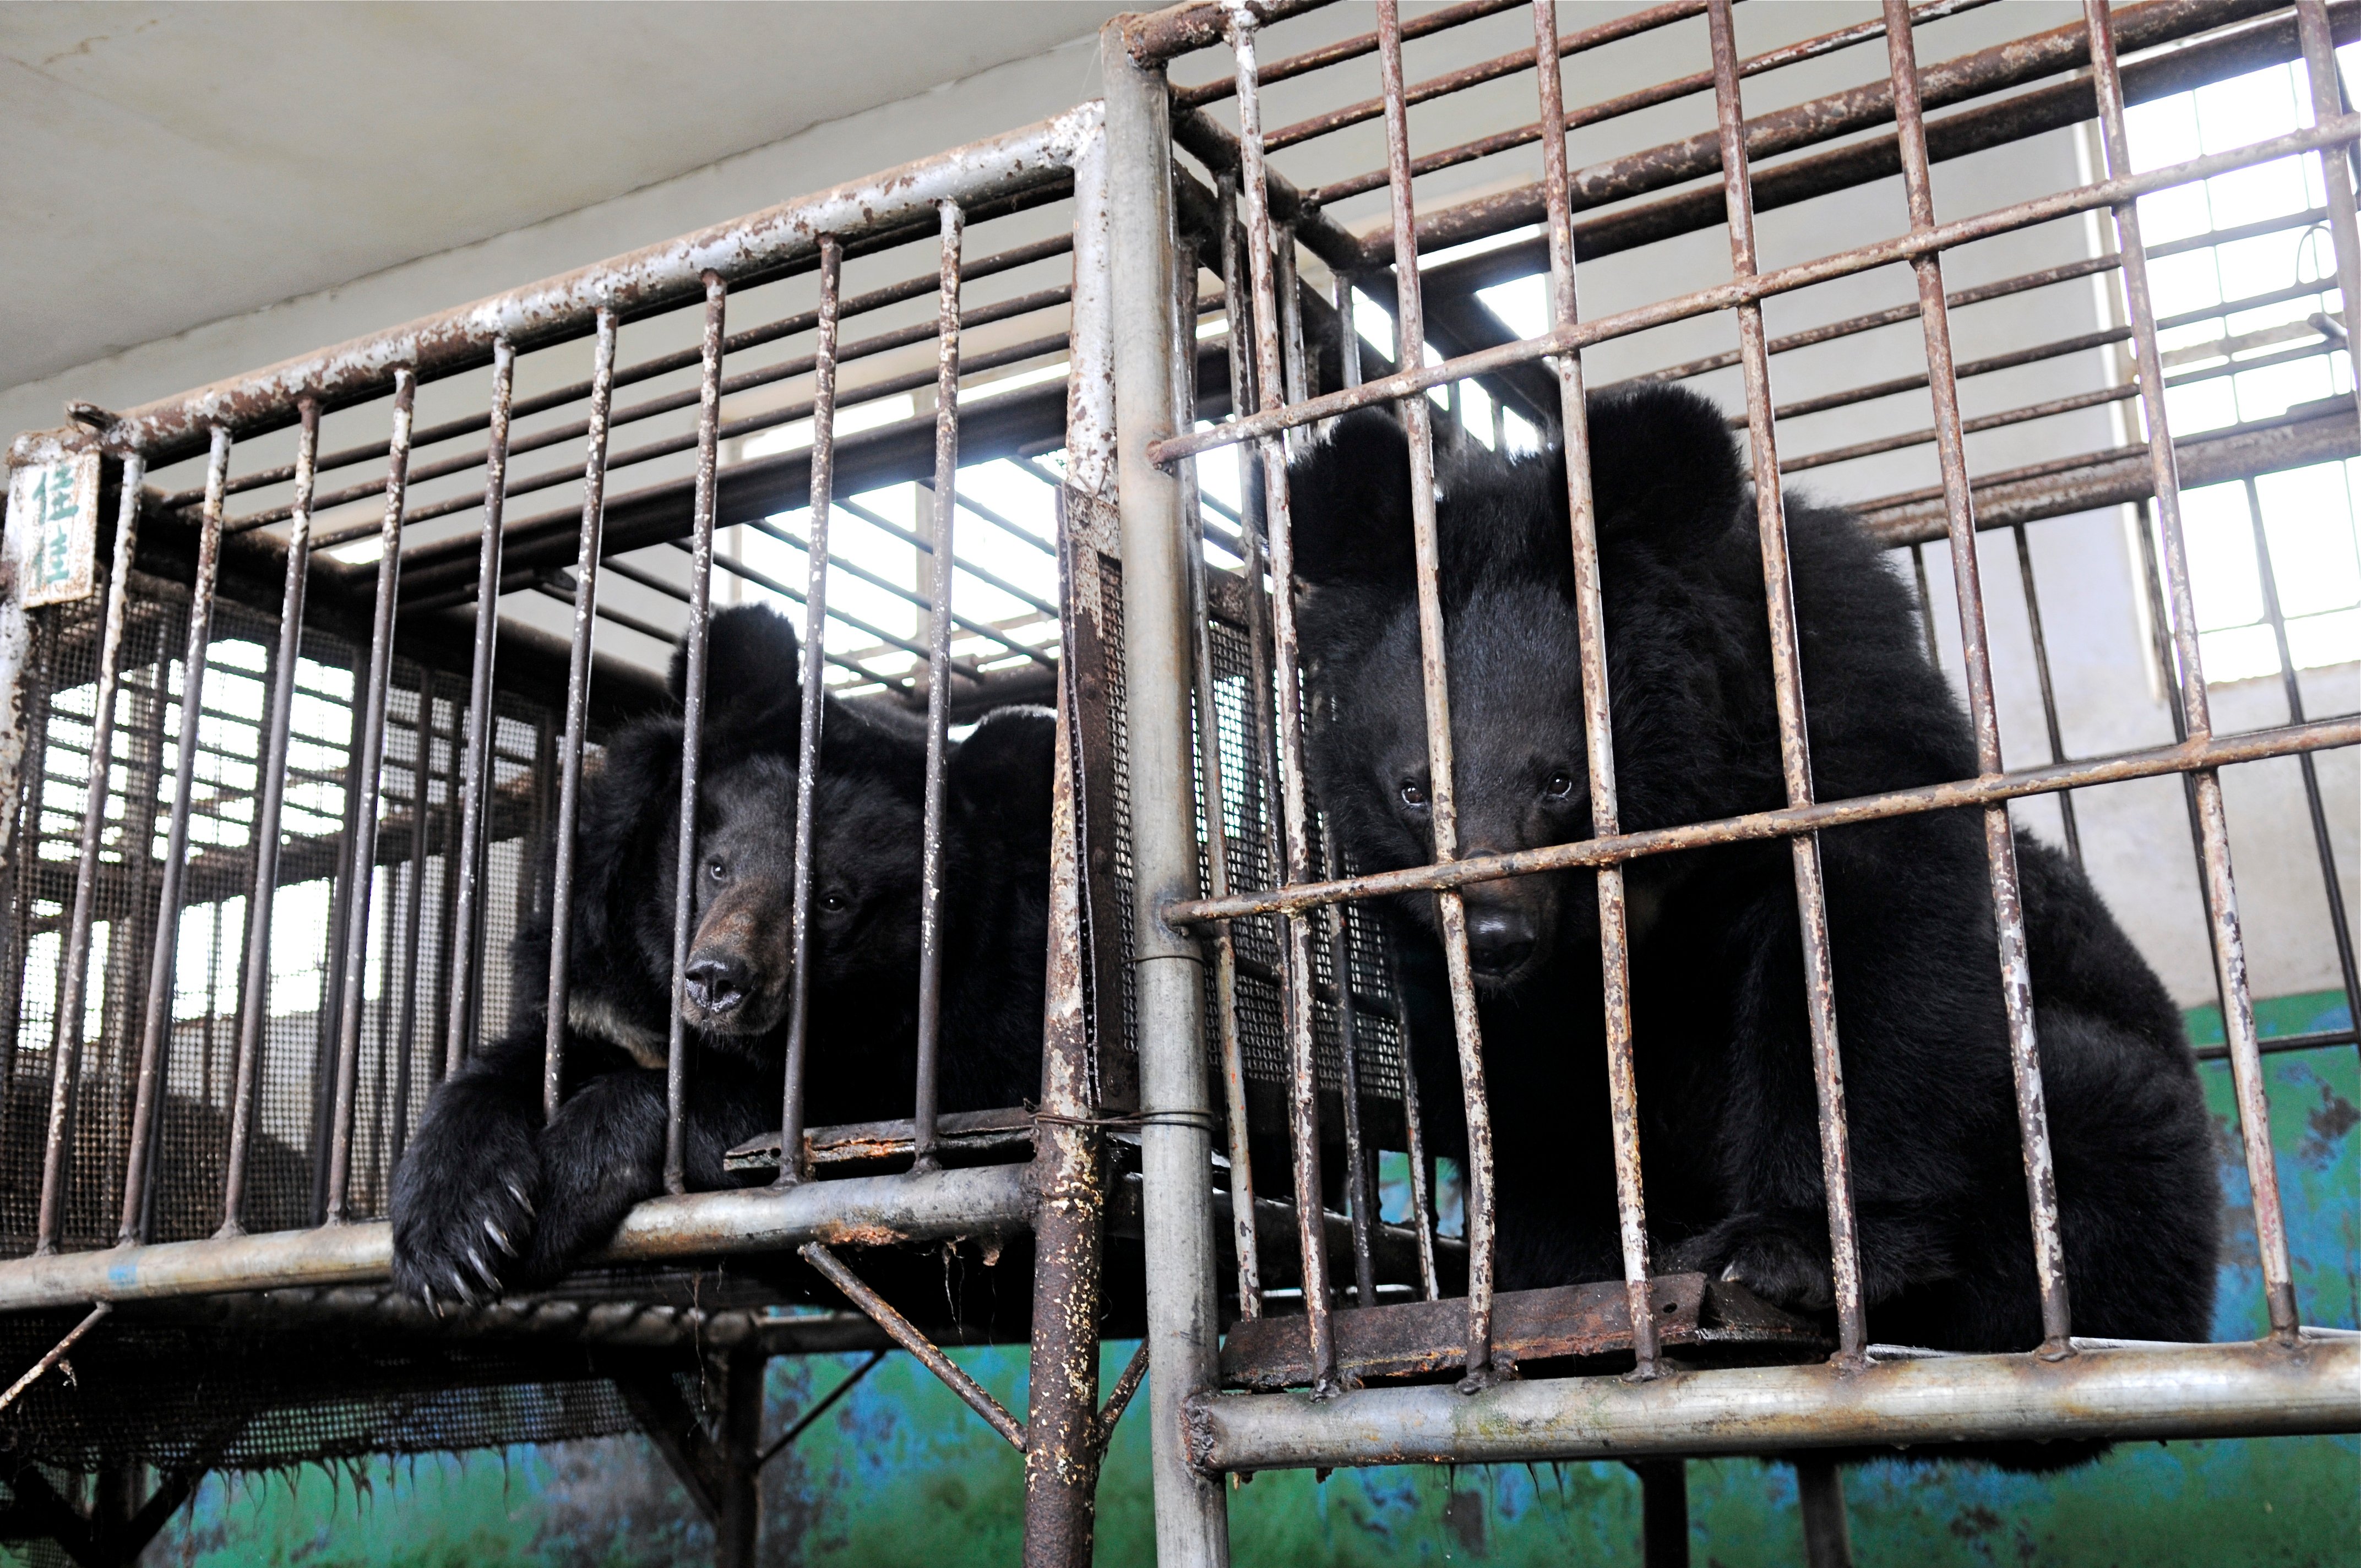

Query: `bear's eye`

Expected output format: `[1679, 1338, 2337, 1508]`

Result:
[707, 858, 727, 881]
[818, 892, 849, 914]
[1399, 778, 1428, 808]
[1544, 771, 1577, 800]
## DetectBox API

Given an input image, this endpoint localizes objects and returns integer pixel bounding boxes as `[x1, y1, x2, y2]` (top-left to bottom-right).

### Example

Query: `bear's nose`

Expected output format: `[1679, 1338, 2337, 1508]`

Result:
[1465, 908, 1536, 976]
[684, 954, 751, 1015]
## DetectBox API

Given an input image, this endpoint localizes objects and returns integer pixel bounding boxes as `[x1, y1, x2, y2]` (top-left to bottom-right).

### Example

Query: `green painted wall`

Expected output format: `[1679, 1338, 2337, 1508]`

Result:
[115, 998, 2360, 1566]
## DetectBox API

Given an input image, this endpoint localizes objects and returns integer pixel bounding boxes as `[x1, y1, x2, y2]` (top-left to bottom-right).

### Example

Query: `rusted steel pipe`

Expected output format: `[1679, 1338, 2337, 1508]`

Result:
[1192, 200, 1266, 1322]
[663, 276, 729, 1197]
[1174, 0, 1524, 106]
[1169, 718, 2359, 918]
[912, 202, 966, 1175]
[1530, 0, 1660, 1380]
[67, 108, 1098, 469]
[1123, 0, 1331, 64]
[2082, 0, 2298, 1340]
[0, 1164, 1035, 1313]
[1185, 1337, 2361, 1471]
[778, 238, 845, 1189]
[2008, 526, 2086, 866]
[1231, 6, 1342, 1397]
[442, 343, 515, 1077]
[46, 446, 147, 1246]
[542, 307, 620, 1124]
[67, 430, 226, 1251]
[1883, 0, 2073, 1353]
[1706, 0, 1868, 1363]
[1146, 113, 2361, 468]
[324, 369, 418, 1224]
[1101, 23, 1232, 1561]
[1373, 0, 1510, 1392]
[802, 1242, 1027, 1451]
[1021, 661, 1111, 1564]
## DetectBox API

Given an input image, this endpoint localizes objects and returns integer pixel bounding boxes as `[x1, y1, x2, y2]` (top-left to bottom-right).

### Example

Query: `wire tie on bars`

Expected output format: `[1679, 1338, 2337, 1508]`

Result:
[1031, 1108, 1221, 1134]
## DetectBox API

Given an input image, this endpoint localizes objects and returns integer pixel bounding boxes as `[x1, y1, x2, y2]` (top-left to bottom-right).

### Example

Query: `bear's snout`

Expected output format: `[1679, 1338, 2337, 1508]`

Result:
[1465, 905, 1536, 977]
[684, 953, 752, 1016]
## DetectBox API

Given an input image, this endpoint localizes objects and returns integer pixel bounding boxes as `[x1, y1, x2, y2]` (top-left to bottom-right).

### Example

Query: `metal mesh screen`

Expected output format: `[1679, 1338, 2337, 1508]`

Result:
[0, 582, 558, 1254]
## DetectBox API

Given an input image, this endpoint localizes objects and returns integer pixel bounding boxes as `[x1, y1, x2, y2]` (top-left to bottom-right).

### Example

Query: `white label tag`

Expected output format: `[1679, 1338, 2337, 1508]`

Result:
[7, 453, 104, 607]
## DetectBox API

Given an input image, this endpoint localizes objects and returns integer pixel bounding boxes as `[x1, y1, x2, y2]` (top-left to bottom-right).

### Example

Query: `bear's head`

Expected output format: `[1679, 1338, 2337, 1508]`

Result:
[555, 605, 930, 1061]
[1285, 385, 1744, 990]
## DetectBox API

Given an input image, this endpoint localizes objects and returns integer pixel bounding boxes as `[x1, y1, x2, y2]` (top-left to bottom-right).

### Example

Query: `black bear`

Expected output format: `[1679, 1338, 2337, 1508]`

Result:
[1286, 389, 2219, 1359]
[390, 606, 1054, 1306]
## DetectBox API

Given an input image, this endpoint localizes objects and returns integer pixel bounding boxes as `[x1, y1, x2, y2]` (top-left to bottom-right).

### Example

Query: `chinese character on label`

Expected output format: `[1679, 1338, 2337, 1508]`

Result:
[6, 452, 102, 607]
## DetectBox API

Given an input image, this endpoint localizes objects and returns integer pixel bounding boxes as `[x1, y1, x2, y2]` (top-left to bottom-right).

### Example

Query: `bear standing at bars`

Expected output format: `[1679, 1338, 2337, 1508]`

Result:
[390, 606, 1054, 1306]
[1286, 387, 2218, 1356]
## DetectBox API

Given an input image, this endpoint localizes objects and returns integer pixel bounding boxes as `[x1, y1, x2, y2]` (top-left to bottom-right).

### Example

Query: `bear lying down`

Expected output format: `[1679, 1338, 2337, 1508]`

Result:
[1287, 389, 2218, 1360]
[391, 606, 1052, 1306]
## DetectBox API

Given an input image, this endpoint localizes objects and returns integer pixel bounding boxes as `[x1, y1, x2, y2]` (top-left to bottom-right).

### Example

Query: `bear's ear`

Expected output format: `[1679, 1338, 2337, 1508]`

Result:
[948, 705, 1057, 858]
[671, 603, 804, 738]
[1579, 384, 1746, 541]
[1283, 407, 1418, 592]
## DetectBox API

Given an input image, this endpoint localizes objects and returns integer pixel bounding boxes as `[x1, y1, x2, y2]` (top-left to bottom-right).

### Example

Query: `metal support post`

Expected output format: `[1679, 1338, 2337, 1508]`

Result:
[1103, 18, 1231, 1567]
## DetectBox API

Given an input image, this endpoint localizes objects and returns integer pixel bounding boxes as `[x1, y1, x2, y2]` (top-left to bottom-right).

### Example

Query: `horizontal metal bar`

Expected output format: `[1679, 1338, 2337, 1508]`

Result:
[1147, 112, 2361, 467]
[1168, 716, 2360, 924]
[161, 236, 1082, 511]
[1186, 1338, 2361, 1471]
[57, 104, 1100, 467]
[1171, 0, 1522, 105]
[0, 1164, 1034, 1313]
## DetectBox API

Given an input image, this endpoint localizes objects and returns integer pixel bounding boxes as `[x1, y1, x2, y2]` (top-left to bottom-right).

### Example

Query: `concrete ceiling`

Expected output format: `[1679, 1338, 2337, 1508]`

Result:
[0, 2, 1127, 390]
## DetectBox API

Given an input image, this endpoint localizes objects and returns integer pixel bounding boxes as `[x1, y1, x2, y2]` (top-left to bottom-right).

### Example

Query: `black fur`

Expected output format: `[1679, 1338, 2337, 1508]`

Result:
[390, 606, 1053, 1306]
[1288, 394, 2219, 1382]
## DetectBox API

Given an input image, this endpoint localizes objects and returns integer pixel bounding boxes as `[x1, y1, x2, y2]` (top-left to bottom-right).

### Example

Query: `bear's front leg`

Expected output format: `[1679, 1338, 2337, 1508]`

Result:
[390, 1062, 543, 1309]
[514, 1060, 771, 1287]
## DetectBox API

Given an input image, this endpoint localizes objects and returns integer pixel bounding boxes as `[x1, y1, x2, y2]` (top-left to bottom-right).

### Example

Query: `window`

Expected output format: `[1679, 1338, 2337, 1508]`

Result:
[2125, 53, 2361, 683]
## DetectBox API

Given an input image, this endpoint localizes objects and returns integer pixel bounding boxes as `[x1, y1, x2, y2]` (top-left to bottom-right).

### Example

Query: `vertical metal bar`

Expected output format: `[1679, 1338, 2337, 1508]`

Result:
[324, 368, 417, 1224]
[2295, 0, 2361, 441]
[1214, 173, 1273, 1317]
[1183, 255, 1265, 1323]
[1231, 6, 1340, 1395]
[1376, 0, 1500, 1390]
[1102, 21, 1232, 1564]
[777, 238, 843, 1188]
[2241, 478, 2361, 1030]
[1795, 1457, 1854, 1568]
[391, 687, 442, 1173]
[219, 407, 314, 1235]
[1393, 984, 1441, 1300]
[2011, 525, 2083, 867]
[1275, 226, 1310, 461]
[912, 201, 964, 1174]
[1531, 0, 1661, 1377]
[1319, 819, 1378, 1310]
[544, 306, 621, 1126]
[1884, 0, 2072, 1354]
[1706, 0, 1869, 1362]
[444, 341, 516, 1077]
[105, 432, 232, 1248]
[1635, 1460, 1691, 1568]
[2083, 0, 2297, 1338]
[37, 445, 148, 1250]
[664, 274, 730, 1197]
[1911, 544, 1943, 668]
[1022, 654, 1110, 1567]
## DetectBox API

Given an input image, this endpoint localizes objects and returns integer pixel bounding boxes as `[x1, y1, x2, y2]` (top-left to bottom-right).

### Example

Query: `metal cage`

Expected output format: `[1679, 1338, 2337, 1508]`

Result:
[1, 2, 2357, 1564]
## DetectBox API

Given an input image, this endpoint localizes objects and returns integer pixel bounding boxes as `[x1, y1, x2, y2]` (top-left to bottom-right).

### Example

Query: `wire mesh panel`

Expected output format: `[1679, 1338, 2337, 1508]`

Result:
[0, 580, 558, 1251]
